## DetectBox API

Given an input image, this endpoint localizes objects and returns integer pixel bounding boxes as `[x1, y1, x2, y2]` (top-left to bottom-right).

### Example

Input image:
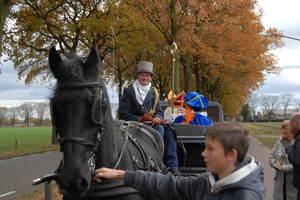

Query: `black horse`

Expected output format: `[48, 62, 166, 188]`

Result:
[49, 41, 166, 199]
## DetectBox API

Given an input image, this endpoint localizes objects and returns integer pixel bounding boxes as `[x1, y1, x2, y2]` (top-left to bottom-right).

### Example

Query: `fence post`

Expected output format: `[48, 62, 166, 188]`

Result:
[44, 182, 53, 200]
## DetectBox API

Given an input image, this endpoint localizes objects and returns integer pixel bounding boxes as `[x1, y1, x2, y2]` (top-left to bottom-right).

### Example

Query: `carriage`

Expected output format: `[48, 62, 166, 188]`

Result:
[160, 100, 223, 175]
[32, 41, 223, 200]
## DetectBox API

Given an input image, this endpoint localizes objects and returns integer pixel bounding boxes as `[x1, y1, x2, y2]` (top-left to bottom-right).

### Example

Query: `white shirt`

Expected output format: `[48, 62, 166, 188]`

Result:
[133, 80, 151, 105]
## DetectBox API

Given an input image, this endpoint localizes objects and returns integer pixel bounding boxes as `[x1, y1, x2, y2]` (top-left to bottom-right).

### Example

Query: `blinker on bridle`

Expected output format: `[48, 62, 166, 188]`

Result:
[51, 81, 107, 174]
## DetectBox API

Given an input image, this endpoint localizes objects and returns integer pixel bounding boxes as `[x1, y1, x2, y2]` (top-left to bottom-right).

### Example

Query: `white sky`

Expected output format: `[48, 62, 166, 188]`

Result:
[1, 0, 300, 107]
[254, 0, 300, 99]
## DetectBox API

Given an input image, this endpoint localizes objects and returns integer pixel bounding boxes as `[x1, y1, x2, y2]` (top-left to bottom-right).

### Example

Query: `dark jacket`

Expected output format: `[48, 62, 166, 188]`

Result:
[119, 85, 164, 121]
[124, 156, 265, 200]
[287, 131, 300, 188]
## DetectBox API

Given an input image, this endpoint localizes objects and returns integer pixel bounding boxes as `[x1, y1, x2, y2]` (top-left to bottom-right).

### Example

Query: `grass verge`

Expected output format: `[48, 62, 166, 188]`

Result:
[12, 184, 62, 200]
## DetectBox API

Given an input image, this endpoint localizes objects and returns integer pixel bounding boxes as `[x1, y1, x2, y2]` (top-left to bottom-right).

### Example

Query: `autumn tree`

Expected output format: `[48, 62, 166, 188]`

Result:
[9, 106, 18, 126]
[18, 102, 35, 126]
[294, 99, 300, 112]
[0, 106, 8, 126]
[260, 95, 279, 121]
[102, 6, 170, 102]
[279, 93, 294, 120]
[3, 0, 169, 103]
[240, 103, 251, 122]
[3, 0, 147, 84]
[0, 0, 16, 57]
[125, 0, 283, 118]
[248, 94, 261, 120]
[35, 102, 49, 126]
[3, 0, 285, 120]
[125, 0, 184, 94]
[176, 0, 283, 118]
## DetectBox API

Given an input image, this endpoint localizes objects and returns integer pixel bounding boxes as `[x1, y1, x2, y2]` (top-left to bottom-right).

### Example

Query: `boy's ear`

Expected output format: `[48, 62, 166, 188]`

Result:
[227, 149, 238, 162]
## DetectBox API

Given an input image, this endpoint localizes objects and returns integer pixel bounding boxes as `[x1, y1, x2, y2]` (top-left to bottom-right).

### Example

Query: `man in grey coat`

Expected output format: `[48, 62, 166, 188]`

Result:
[94, 122, 265, 200]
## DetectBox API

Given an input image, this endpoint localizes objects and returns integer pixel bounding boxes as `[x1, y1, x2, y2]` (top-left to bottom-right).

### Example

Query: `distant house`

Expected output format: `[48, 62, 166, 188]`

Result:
[270, 109, 299, 120]
[262, 112, 276, 120]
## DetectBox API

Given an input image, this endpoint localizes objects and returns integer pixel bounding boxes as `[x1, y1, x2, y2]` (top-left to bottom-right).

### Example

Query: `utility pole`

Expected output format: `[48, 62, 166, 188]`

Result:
[170, 42, 177, 114]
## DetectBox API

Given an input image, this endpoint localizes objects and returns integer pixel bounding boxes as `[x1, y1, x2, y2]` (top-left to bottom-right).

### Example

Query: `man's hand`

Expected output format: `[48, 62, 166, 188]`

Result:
[94, 168, 125, 183]
[152, 116, 162, 125]
[138, 112, 154, 122]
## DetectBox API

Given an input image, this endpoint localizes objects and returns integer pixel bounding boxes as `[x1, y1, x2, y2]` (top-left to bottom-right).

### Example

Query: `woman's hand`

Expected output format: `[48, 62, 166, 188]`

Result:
[273, 161, 284, 171]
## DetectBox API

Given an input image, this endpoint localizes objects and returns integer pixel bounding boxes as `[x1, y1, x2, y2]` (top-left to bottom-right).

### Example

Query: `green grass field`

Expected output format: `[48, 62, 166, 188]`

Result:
[0, 126, 59, 159]
[243, 122, 282, 135]
[243, 122, 282, 149]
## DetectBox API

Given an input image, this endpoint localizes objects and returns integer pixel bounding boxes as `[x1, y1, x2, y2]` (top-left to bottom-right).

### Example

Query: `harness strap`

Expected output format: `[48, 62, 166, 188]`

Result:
[114, 122, 149, 170]
[150, 87, 159, 114]
[90, 180, 141, 198]
[61, 137, 94, 147]
[128, 134, 150, 168]
[115, 121, 162, 172]
[130, 124, 160, 151]
[114, 130, 129, 169]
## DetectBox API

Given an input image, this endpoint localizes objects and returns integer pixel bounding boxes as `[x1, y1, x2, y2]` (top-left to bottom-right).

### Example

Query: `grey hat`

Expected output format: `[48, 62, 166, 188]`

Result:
[136, 61, 155, 77]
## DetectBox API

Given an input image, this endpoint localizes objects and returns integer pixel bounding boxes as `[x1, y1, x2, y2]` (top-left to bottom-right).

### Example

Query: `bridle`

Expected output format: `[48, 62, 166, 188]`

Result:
[51, 81, 107, 174]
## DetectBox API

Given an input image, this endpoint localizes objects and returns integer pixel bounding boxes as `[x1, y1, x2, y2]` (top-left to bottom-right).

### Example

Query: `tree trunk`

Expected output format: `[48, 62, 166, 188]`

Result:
[181, 52, 192, 92]
[0, 0, 14, 57]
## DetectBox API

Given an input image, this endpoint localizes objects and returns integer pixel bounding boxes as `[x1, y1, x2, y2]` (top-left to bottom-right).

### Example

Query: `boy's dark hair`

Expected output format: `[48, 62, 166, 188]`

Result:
[205, 122, 250, 163]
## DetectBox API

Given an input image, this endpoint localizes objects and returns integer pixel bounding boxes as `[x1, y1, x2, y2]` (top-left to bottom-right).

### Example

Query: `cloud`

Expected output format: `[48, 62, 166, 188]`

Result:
[253, 0, 300, 100]
[0, 56, 120, 107]
[254, 67, 300, 98]
[1, 0, 300, 107]
[0, 58, 51, 104]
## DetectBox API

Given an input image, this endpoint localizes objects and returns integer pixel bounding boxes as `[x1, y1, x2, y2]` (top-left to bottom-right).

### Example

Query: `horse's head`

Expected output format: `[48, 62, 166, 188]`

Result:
[49, 41, 109, 197]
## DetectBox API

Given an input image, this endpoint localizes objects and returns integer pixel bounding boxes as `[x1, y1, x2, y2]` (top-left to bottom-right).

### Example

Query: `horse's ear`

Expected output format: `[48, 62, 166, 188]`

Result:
[83, 40, 102, 78]
[49, 46, 62, 77]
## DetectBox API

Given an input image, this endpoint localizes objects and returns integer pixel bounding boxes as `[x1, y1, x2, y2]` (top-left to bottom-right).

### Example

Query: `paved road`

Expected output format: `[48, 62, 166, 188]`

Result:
[0, 151, 62, 200]
[248, 137, 274, 200]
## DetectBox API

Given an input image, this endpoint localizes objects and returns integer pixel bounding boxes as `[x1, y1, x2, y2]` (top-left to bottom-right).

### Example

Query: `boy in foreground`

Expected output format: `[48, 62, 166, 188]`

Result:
[94, 122, 265, 200]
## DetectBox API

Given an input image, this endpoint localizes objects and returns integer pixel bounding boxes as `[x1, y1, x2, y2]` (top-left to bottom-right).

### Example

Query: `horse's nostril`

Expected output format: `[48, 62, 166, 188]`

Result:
[75, 177, 88, 189]
[80, 178, 88, 189]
